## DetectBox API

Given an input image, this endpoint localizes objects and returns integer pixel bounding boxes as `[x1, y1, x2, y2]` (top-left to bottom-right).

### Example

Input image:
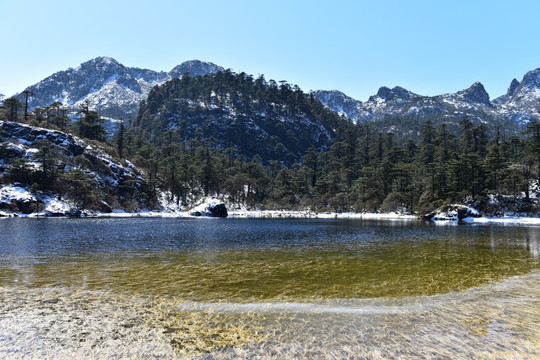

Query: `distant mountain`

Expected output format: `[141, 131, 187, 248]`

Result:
[314, 70, 540, 138]
[0, 94, 5, 102]
[17, 57, 224, 120]
[132, 71, 352, 162]
[494, 68, 540, 124]
[14, 57, 540, 142]
[311, 90, 361, 119]
[314, 82, 517, 138]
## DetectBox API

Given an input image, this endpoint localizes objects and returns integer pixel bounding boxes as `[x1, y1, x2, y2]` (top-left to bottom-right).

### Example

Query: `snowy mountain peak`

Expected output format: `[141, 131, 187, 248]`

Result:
[494, 68, 540, 125]
[493, 78, 521, 105]
[519, 67, 540, 91]
[17, 57, 224, 120]
[78, 56, 125, 72]
[456, 82, 491, 105]
[89, 56, 120, 65]
[311, 90, 362, 119]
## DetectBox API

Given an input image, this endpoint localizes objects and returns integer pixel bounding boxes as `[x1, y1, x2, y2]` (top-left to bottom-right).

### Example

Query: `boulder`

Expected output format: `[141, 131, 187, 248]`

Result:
[424, 204, 480, 221]
[190, 198, 228, 218]
[207, 202, 228, 218]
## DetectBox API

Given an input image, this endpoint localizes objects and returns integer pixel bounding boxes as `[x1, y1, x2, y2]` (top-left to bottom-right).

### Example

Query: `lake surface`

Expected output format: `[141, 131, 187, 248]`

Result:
[0, 218, 539, 359]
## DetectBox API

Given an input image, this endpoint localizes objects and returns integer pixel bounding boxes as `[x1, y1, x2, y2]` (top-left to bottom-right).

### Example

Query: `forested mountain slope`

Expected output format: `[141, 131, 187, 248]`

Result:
[0, 121, 158, 215]
[131, 71, 354, 162]
[2, 61, 540, 216]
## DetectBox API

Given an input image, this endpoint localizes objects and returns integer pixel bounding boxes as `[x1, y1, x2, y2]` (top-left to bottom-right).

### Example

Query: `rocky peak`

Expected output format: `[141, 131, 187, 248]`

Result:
[78, 56, 125, 75]
[373, 86, 415, 102]
[169, 60, 224, 78]
[313, 89, 347, 100]
[518, 68, 540, 91]
[493, 78, 521, 105]
[507, 78, 520, 97]
[456, 82, 491, 106]
[312, 89, 357, 104]
[84, 56, 122, 67]
[375, 86, 391, 100]
[312, 90, 361, 119]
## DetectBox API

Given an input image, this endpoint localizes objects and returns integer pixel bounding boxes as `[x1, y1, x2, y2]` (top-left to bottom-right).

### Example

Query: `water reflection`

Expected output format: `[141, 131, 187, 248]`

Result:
[528, 227, 539, 259]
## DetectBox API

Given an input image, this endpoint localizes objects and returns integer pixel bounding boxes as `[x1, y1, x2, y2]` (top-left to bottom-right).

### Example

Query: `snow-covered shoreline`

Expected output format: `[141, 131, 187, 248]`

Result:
[0, 208, 417, 220]
[461, 216, 540, 225]
[2, 208, 540, 226]
[227, 210, 417, 220]
[2, 185, 540, 224]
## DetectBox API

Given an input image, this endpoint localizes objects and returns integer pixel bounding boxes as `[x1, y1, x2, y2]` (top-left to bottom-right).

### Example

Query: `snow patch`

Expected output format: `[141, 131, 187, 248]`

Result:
[0, 185, 35, 203]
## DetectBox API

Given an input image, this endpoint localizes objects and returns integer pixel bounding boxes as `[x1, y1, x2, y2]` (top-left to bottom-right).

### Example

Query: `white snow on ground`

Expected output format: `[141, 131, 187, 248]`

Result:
[1, 185, 539, 225]
[41, 196, 72, 214]
[227, 210, 417, 220]
[0, 186, 35, 203]
[429, 204, 480, 221]
[0, 185, 74, 217]
[461, 216, 540, 225]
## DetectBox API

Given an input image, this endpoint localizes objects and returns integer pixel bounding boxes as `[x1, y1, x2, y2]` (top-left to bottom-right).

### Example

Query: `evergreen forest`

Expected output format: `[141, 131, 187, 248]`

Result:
[1, 71, 540, 215]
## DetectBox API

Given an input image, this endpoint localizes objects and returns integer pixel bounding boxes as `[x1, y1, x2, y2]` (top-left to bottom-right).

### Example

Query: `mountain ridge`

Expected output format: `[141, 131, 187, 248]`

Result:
[17, 57, 224, 120]
[8, 57, 540, 140]
[315, 67, 540, 131]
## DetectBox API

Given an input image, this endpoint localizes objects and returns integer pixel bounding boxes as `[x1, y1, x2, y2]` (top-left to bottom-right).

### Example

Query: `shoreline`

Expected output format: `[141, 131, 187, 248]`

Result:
[2, 208, 540, 225]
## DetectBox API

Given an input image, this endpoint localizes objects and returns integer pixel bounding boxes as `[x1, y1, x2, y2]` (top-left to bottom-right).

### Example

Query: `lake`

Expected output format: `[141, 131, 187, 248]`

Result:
[0, 218, 539, 359]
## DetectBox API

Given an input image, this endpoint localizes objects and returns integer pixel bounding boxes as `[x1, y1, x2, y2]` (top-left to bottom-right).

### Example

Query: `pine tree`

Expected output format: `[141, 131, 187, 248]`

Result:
[2, 98, 22, 122]
[525, 122, 540, 186]
[22, 90, 34, 121]
[75, 101, 106, 141]
[117, 119, 125, 158]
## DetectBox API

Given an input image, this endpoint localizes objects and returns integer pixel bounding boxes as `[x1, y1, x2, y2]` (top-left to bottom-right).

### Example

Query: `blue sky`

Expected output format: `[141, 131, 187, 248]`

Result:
[1, 0, 540, 101]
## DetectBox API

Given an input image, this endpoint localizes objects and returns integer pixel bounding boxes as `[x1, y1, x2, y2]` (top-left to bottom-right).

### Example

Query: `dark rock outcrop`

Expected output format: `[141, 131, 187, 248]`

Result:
[207, 203, 228, 218]
[190, 199, 228, 218]
[423, 204, 481, 221]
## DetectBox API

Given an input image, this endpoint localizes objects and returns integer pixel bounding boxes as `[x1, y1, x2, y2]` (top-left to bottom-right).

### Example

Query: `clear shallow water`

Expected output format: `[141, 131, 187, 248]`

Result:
[0, 217, 538, 300]
[0, 218, 539, 359]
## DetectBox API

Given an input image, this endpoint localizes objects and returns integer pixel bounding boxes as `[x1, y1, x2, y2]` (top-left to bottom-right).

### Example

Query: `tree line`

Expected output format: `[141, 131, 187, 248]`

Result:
[1, 74, 540, 215]
[120, 118, 540, 214]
